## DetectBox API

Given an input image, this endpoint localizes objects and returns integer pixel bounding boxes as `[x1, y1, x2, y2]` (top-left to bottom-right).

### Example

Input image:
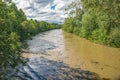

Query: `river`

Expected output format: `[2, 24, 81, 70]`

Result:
[21, 29, 120, 80]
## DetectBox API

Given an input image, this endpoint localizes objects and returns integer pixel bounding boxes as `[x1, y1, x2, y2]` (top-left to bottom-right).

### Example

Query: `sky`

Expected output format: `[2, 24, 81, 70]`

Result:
[12, 0, 73, 24]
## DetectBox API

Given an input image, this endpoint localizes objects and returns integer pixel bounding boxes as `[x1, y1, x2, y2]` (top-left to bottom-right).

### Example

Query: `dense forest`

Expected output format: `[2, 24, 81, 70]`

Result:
[62, 0, 120, 48]
[0, 1, 60, 79]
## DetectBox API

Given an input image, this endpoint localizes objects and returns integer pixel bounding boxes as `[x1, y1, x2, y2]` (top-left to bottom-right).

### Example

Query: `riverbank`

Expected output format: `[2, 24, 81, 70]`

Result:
[0, 1, 61, 79]
[62, 0, 120, 48]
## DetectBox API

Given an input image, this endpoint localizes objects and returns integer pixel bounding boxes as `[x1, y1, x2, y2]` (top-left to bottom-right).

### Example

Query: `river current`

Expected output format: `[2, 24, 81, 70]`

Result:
[21, 29, 120, 80]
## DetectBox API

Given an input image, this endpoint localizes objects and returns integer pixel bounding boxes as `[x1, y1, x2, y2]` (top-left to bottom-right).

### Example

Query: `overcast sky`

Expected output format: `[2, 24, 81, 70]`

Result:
[12, 0, 73, 24]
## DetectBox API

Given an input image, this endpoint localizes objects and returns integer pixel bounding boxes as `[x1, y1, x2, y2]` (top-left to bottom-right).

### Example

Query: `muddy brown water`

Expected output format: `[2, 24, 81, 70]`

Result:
[22, 29, 120, 80]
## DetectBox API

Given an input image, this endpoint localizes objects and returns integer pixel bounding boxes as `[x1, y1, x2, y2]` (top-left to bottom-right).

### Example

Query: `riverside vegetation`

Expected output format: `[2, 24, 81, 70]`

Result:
[0, 0, 120, 80]
[0, 1, 60, 79]
[62, 0, 120, 48]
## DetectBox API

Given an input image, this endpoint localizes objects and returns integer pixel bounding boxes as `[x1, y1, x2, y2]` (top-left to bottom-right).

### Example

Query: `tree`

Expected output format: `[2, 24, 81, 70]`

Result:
[62, 0, 120, 47]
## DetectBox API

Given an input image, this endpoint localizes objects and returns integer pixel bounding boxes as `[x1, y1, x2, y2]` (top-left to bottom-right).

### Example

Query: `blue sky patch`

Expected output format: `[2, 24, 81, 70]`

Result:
[50, 5, 56, 10]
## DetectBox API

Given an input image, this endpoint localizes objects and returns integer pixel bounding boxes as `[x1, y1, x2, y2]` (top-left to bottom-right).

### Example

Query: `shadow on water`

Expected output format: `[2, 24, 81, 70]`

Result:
[14, 57, 100, 80]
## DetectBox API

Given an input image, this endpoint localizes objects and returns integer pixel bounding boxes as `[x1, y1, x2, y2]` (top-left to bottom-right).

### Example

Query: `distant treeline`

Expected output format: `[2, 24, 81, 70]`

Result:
[0, 1, 60, 79]
[62, 0, 120, 48]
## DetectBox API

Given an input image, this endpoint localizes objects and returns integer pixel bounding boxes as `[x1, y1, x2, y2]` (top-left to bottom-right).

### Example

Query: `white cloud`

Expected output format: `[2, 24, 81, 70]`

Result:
[12, 0, 73, 24]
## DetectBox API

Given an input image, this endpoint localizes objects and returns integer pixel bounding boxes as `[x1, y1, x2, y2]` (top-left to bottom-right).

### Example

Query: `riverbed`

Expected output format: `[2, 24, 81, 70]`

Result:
[21, 29, 120, 80]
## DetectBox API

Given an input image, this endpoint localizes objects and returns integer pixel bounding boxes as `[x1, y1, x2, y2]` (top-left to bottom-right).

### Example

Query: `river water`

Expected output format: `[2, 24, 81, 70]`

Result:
[22, 29, 120, 80]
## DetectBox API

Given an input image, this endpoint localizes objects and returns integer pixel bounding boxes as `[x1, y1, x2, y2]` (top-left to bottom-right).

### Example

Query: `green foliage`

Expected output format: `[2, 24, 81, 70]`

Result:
[0, 1, 60, 79]
[0, 26, 23, 79]
[62, 0, 120, 48]
[62, 17, 76, 33]
[81, 12, 97, 38]
[108, 27, 120, 47]
[19, 20, 60, 42]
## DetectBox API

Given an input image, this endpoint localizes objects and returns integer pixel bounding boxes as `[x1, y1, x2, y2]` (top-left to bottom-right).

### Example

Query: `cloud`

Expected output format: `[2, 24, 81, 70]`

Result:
[12, 0, 73, 24]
